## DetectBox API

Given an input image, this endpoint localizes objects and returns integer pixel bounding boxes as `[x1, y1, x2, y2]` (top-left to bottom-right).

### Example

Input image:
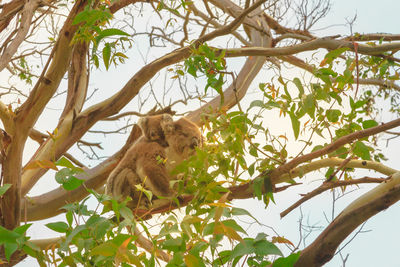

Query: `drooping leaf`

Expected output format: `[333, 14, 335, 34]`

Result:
[292, 78, 304, 97]
[98, 28, 129, 39]
[46, 222, 69, 233]
[302, 94, 315, 118]
[103, 43, 111, 70]
[248, 100, 265, 110]
[4, 242, 18, 261]
[289, 113, 300, 139]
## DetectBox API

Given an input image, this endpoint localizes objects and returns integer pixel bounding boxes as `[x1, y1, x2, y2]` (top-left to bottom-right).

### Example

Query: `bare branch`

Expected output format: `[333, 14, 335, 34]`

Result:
[0, 0, 40, 72]
[59, 42, 89, 120]
[0, 0, 24, 32]
[16, 0, 86, 132]
[223, 38, 400, 58]
[280, 176, 388, 218]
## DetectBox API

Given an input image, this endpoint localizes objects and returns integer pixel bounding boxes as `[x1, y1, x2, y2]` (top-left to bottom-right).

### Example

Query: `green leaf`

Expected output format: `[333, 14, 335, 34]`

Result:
[63, 176, 84, 190]
[353, 141, 371, 160]
[302, 94, 315, 118]
[214, 250, 232, 265]
[4, 242, 18, 261]
[231, 207, 260, 224]
[92, 54, 99, 68]
[90, 242, 118, 257]
[184, 254, 203, 267]
[14, 224, 32, 235]
[55, 168, 84, 191]
[72, 9, 90, 25]
[247, 163, 255, 176]
[253, 177, 263, 200]
[103, 44, 111, 70]
[380, 61, 389, 77]
[248, 100, 265, 110]
[253, 239, 282, 256]
[202, 222, 215, 236]
[362, 119, 378, 129]
[230, 239, 255, 260]
[289, 113, 300, 139]
[60, 225, 86, 251]
[46, 222, 69, 233]
[221, 220, 246, 234]
[0, 184, 11, 196]
[323, 47, 349, 65]
[55, 157, 76, 169]
[98, 28, 129, 38]
[273, 252, 301, 267]
[66, 211, 73, 226]
[326, 109, 341, 123]
[162, 237, 185, 252]
[0, 226, 19, 244]
[292, 78, 304, 97]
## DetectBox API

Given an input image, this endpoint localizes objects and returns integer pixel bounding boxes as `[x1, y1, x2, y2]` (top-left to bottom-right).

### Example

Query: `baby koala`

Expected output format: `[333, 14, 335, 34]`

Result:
[105, 113, 179, 208]
[137, 114, 173, 147]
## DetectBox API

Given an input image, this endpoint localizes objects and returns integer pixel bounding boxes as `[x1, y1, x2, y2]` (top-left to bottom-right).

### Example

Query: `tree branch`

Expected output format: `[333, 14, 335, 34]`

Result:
[59, 42, 89, 120]
[278, 157, 397, 183]
[280, 176, 388, 218]
[295, 172, 400, 266]
[16, 0, 86, 132]
[270, 117, 400, 184]
[0, 101, 14, 133]
[0, 0, 24, 32]
[22, 125, 143, 221]
[0, 0, 39, 72]
[223, 38, 400, 58]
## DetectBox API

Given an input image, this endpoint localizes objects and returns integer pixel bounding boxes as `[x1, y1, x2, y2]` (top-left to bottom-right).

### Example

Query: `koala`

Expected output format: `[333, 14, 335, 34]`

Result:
[137, 114, 173, 147]
[161, 117, 202, 173]
[105, 115, 201, 209]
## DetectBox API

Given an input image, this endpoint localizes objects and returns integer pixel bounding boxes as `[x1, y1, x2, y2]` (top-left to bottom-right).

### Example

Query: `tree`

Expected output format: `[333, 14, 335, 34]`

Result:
[0, 0, 399, 266]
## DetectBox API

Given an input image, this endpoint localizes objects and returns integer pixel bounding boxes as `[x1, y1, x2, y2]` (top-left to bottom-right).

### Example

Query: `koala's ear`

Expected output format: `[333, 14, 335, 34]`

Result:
[161, 114, 174, 134]
[162, 114, 173, 123]
[137, 117, 147, 131]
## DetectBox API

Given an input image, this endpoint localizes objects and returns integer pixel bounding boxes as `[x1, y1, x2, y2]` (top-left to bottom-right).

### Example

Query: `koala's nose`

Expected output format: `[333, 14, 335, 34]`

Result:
[190, 137, 198, 149]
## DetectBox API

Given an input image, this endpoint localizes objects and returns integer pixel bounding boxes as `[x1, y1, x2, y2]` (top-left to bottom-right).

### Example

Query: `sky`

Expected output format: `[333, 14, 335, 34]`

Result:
[5, 0, 400, 266]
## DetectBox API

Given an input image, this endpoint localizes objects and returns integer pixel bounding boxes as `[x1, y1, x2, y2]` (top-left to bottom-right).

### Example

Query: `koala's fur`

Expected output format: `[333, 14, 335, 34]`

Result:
[137, 114, 173, 147]
[105, 115, 201, 208]
[161, 117, 202, 173]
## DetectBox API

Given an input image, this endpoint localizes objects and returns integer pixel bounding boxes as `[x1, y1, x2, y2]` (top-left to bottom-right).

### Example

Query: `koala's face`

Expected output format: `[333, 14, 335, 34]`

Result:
[138, 114, 173, 146]
[163, 117, 202, 157]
